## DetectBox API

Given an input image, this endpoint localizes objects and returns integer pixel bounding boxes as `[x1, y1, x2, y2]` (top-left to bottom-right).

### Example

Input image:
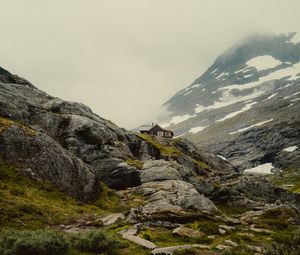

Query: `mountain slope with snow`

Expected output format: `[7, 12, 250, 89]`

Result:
[161, 33, 300, 171]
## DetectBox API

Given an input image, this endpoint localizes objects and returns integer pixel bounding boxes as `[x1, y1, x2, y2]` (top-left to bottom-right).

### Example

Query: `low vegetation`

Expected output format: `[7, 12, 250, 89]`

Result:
[138, 133, 182, 157]
[268, 167, 300, 193]
[0, 159, 119, 229]
[0, 229, 123, 255]
[0, 116, 36, 135]
[264, 228, 300, 255]
[125, 158, 144, 170]
[0, 229, 69, 255]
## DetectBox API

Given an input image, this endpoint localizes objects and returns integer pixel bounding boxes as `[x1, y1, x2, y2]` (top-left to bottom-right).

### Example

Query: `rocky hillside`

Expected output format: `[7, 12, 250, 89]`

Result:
[161, 33, 300, 172]
[1, 65, 300, 254]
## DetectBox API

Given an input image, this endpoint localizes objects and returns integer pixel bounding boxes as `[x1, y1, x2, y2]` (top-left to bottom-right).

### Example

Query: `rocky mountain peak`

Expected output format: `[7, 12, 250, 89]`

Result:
[161, 33, 300, 173]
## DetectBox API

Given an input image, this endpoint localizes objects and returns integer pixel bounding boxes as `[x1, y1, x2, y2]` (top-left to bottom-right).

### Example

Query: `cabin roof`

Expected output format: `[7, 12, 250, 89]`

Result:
[139, 124, 174, 135]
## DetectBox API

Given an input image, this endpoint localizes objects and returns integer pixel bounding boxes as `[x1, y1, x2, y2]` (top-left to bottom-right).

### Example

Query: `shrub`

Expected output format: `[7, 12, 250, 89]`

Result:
[0, 229, 69, 255]
[264, 228, 300, 255]
[70, 229, 120, 254]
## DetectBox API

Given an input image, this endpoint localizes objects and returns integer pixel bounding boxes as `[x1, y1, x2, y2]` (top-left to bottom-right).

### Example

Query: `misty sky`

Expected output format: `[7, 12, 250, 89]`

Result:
[0, 0, 300, 128]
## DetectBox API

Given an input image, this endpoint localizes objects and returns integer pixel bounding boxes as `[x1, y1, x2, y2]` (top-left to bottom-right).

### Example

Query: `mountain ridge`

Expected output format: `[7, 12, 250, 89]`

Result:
[161, 32, 300, 172]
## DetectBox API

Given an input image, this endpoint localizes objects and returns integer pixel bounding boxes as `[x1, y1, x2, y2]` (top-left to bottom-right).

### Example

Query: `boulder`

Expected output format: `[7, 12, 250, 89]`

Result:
[151, 244, 210, 255]
[140, 160, 182, 183]
[172, 226, 205, 239]
[0, 123, 98, 202]
[93, 158, 141, 189]
[132, 180, 218, 220]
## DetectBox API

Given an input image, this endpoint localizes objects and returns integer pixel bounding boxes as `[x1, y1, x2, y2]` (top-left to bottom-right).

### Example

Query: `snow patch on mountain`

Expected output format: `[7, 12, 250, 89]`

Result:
[217, 155, 226, 160]
[244, 163, 274, 174]
[229, 119, 273, 135]
[193, 89, 264, 114]
[189, 125, 207, 134]
[265, 93, 278, 100]
[219, 62, 300, 92]
[216, 102, 257, 122]
[161, 114, 195, 127]
[245, 55, 282, 71]
[282, 146, 298, 152]
[284, 91, 300, 99]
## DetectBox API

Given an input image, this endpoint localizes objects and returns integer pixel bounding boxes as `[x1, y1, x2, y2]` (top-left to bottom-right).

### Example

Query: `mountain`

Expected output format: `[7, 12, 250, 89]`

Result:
[162, 33, 300, 171]
[1, 65, 300, 254]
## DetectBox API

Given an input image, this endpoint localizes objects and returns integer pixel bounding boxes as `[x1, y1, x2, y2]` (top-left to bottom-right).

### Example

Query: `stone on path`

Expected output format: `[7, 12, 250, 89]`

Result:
[172, 226, 205, 239]
[99, 213, 125, 226]
[122, 233, 158, 249]
[151, 244, 210, 255]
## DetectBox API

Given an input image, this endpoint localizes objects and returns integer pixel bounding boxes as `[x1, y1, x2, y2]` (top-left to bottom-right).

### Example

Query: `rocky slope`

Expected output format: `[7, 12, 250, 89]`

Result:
[1, 65, 300, 254]
[161, 33, 300, 172]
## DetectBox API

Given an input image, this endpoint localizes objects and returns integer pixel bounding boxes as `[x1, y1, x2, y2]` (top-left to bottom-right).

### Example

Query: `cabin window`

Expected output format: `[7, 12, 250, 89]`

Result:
[157, 131, 164, 136]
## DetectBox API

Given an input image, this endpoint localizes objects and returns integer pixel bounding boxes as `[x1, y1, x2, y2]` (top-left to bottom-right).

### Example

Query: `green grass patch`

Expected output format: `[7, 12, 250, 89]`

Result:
[186, 215, 223, 236]
[125, 158, 144, 170]
[139, 227, 211, 247]
[138, 134, 182, 157]
[268, 167, 300, 193]
[253, 207, 298, 231]
[0, 159, 109, 229]
[0, 116, 36, 135]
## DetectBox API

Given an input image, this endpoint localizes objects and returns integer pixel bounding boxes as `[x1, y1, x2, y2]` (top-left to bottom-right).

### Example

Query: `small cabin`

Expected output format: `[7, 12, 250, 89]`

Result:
[140, 124, 174, 138]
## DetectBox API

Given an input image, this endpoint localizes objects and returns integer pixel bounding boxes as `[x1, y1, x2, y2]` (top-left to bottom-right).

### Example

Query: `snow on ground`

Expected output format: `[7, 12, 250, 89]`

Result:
[265, 93, 278, 100]
[234, 66, 251, 74]
[191, 84, 201, 89]
[229, 119, 273, 135]
[215, 72, 226, 80]
[194, 104, 207, 113]
[288, 103, 294, 108]
[291, 98, 300, 102]
[189, 125, 207, 134]
[284, 83, 293, 88]
[211, 69, 218, 74]
[282, 146, 298, 152]
[245, 55, 282, 71]
[219, 62, 300, 91]
[184, 90, 193, 96]
[161, 114, 195, 127]
[289, 32, 300, 44]
[217, 155, 226, 160]
[194, 89, 264, 114]
[283, 91, 300, 99]
[244, 163, 274, 174]
[216, 102, 257, 122]
[244, 74, 253, 78]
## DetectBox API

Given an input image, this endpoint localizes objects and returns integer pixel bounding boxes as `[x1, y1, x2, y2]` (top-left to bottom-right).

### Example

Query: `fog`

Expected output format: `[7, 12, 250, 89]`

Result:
[0, 0, 299, 128]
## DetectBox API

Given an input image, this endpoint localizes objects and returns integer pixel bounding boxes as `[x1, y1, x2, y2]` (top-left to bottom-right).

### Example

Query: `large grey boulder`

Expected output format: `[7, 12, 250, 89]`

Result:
[0, 122, 99, 202]
[132, 180, 218, 220]
[140, 160, 183, 183]
[93, 158, 141, 189]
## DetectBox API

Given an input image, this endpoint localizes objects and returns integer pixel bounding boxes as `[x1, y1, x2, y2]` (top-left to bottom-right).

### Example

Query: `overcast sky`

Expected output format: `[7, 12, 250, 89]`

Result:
[0, 0, 299, 128]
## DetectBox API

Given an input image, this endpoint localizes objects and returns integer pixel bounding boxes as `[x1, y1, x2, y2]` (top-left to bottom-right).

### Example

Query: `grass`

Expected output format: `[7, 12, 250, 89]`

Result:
[139, 227, 211, 247]
[252, 207, 298, 231]
[0, 159, 118, 229]
[138, 134, 182, 157]
[268, 167, 300, 193]
[125, 158, 144, 170]
[0, 116, 36, 135]
[187, 215, 223, 236]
